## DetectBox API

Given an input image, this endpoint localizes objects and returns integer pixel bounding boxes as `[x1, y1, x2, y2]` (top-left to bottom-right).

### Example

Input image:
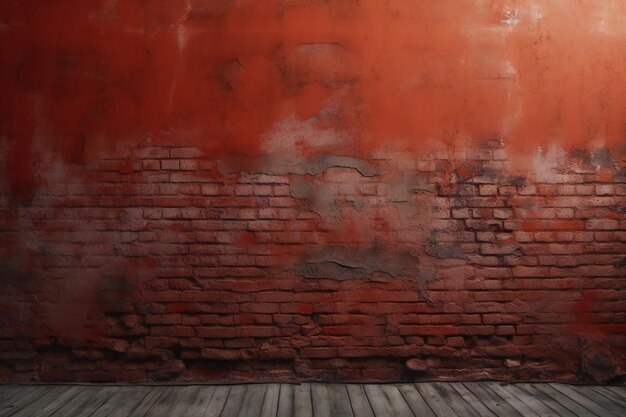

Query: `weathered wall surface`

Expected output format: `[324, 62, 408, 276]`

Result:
[0, 0, 624, 383]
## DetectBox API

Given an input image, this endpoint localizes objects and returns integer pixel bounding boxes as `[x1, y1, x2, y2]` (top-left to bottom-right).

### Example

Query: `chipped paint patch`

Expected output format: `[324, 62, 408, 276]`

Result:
[287, 244, 421, 281]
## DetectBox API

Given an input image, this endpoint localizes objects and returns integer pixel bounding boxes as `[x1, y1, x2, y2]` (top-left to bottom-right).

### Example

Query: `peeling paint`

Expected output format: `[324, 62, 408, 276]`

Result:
[218, 154, 380, 177]
[287, 244, 421, 281]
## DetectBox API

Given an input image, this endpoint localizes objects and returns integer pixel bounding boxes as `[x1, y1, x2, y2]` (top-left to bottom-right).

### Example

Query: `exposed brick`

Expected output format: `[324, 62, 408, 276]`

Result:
[586, 219, 619, 230]
[301, 347, 337, 358]
[595, 185, 614, 195]
[0, 138, 622, 384]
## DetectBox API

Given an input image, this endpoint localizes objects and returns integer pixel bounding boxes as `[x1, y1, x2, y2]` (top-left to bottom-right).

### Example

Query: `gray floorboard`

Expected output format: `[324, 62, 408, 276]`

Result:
[293, 383, 313, 417]
[0, 385, 51, 417]
[346, 385, 375, 417]
[93, 386, 152, 417]
[486, 382, 542, 417]
[260, 384, 280, 417]
[204, 385, 230, 417]
[363, 384, 395, 417]
[219, 385, 247, 417]
[432, 381, 482, 417]
[589, 386, 626, 409]
[276, 384, 293, 417]
[328, 384, 354, 417]
[550, 383, 623, 417]
[416, 382, 462, 417]
[0, 382, 623, 417]
[396, 383, 437, 417]
[462, 382, 523, 417]
[239, 384, 267, 417]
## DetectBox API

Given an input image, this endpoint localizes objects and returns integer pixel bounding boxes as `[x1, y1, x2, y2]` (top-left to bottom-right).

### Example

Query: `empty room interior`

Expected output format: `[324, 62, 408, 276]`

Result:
[0, 0, 625, 416]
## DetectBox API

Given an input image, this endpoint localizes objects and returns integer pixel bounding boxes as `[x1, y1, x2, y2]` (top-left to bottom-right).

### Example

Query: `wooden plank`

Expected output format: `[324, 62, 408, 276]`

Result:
[10, 385, 81, 417]
[143, 386, 185, 417]
[90, 386, 151, 417]
[72, 386, 120, 417]
[604, 386, 626, 400]
[550, 383, 623, 417]
[173, 385, 217, 417]
[220, 385, 248, 417]
[260, 384, 280, 417]
[532, 383, 600, 417]
[581, 386, 626, 412]
[127, 386, 166, 417]
[51, 386, 120, 417]
[431, 382, 482, 417]
[204, 386, 231, 417]
[379, 384, 415, 417]
[485, 382, 541, 417]
[159, 385, 198, 416]
[363, 384, 394, 417]
[328, 384, 354, 417]
[499, 384, 575, 417]
[0, 385, 51, 416]
[0, 385, 21, 404]
[238, 384, 267, 417]
[2, 385, 62, 416]
[346, 385, 375, 417]
[21, 385, 87, 417]
[415, 383, 462, 417]
[293, 384, 313, 417]
[160, 385, 212, 417]
[311, 383, 332, 417]
[590, 386, 626, 409]
[276, 384, 293, 417]
[0, 385, 58, 416]
[448, 382, 498, 417]
[396, 383, 436, 417]
[462, 382, 522, 417]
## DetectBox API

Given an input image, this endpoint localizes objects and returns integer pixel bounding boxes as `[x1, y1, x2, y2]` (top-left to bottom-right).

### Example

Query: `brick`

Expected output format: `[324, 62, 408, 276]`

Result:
[586, 219, 619, 230]
[180, 160, 199, 170]
[575, 185, 594, 195]
[398, 325, 495, 336]
[493, 208, 512, 219]
[518, 185, 537, 195]
[496, 326, 516, 336]
[201, 349, 240, 360]
[452, 208, 471, 219]
[170, 147, 203, 159]
[301, 347, 337, 358]
[161, 160, 180, 170]
[237, 326, 281, 338]
[480, 244, 520, 255]
[595, 185, 614, 195]
[151, 326, 194, 337]
[196, 327, 238, 338]
[142, 160, 160, 170]
[446, 337, 465, 347]
[499, 186, 516, 195]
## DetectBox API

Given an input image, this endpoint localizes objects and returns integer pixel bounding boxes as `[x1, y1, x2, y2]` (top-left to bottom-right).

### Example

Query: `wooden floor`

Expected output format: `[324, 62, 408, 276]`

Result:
[0, 382, 625, 417]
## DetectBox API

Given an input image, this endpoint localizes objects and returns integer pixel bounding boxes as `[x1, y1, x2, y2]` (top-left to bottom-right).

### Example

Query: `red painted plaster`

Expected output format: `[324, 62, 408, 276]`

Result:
[2, 1, 624, 183]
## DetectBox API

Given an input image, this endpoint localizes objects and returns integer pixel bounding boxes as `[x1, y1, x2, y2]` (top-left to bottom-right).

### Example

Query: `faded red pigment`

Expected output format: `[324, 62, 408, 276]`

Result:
[0, 1, 625, 383]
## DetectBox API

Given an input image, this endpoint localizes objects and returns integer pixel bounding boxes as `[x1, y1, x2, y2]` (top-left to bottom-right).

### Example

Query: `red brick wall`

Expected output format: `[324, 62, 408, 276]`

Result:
[1, 141, 624, 383]
[1, 1, 625, 383]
